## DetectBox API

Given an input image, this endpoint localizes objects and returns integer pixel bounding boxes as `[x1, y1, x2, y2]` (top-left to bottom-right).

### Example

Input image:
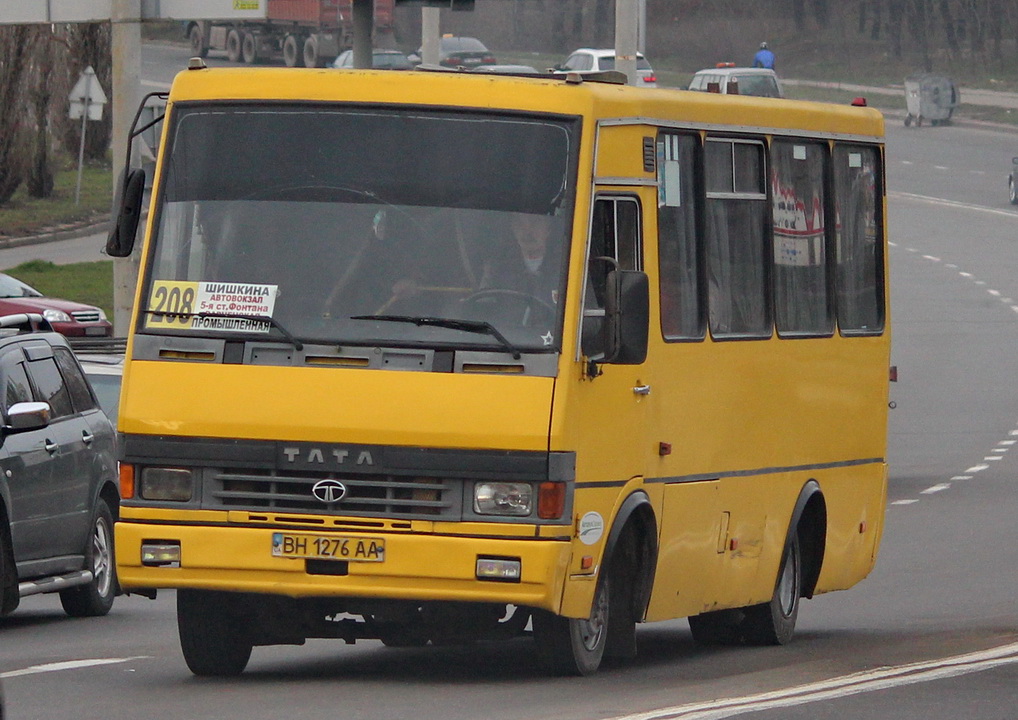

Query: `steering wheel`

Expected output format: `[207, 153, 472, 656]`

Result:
[460, 289, 556, 327]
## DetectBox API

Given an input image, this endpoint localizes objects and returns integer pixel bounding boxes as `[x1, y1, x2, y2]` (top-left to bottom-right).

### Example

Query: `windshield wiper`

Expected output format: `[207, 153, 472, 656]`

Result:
[351, 314, 522, 360]
[140, 310, 304, 351]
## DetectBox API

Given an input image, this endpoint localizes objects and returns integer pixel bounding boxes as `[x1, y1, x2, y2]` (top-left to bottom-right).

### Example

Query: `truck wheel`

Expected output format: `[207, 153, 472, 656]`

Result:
[241, 32, 259, 64]
[283, 35, 305, 67]
[226, 29, 242, 63]
[59, 498, 116, 618]
[303, 36, 325, 68]
[188, 24, 208, 58]
[177, 590, 253, 676]
[533, 575, 609, 676]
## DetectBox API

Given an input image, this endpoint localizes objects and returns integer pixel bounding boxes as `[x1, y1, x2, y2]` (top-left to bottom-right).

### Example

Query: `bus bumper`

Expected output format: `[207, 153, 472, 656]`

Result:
[115, 521, 573, 612]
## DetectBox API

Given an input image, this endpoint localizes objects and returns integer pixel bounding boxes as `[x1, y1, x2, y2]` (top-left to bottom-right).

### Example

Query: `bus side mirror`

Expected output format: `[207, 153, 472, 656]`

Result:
[106, 167, 146, 258]
[603, 269, 649, 365]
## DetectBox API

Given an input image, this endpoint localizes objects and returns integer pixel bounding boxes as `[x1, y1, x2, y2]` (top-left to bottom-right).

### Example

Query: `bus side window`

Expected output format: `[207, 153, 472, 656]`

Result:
[704, 137, 770, 338]
[657, 132, 703, 340]
[582, 196, 642, 357]
[833, 145, 884, 334]
[771, 140, 833, 336]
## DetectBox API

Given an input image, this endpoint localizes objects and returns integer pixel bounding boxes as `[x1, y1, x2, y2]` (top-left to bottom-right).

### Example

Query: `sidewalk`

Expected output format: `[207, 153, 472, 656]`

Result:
[785, 78, 1018, 110]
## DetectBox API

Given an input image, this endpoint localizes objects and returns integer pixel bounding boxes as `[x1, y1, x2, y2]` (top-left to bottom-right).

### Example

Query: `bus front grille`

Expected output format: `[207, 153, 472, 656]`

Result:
[207, 469, 462, 520]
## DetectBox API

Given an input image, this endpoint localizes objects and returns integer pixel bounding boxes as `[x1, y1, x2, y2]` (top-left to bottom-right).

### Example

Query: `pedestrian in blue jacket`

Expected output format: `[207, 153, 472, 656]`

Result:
[753, 42, 775, 70]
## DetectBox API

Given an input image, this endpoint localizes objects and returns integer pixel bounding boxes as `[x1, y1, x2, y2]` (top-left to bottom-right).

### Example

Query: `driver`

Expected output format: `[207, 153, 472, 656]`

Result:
[479, 212, 561, 308]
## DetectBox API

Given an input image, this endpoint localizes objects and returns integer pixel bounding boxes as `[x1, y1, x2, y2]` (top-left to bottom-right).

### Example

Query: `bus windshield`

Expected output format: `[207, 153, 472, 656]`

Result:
[142, 104, 579, 355]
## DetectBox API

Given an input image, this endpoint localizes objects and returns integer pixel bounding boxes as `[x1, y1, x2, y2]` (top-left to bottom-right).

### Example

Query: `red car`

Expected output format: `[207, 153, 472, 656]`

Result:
[0, 273, 112, 337]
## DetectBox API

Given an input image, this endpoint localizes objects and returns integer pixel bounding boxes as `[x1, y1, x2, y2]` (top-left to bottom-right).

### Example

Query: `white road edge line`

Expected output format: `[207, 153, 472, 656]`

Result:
[0, 656, 149, 679]
[607, 643, 1018, 720]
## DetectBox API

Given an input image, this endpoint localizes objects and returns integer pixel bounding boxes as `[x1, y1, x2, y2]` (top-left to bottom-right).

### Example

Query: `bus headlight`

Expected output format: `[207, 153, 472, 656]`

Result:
[474, 482, 532, 516]
[140, 467, 194, 501]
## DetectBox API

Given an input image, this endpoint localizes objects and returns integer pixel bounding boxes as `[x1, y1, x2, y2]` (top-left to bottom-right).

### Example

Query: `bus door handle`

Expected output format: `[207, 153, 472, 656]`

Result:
[632, 384, 651, 396]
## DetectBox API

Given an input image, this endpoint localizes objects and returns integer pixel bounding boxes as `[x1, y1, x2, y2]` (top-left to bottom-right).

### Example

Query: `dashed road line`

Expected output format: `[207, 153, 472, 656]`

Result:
[0, 657, 148, 679]
[892, 235, 1018, 506]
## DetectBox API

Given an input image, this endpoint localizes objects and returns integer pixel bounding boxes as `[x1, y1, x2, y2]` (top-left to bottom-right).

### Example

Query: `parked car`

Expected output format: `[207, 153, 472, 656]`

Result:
[687, 65, 784, 98]
[408, 35, 496, 68]
[331, 49, 412, 70]
[0, 273, 111, 338]
[72, 340, 125, 426]
[552, 48, 657, 88]
[1009, 157, 1018, 205]
[0, 315, 119, 618]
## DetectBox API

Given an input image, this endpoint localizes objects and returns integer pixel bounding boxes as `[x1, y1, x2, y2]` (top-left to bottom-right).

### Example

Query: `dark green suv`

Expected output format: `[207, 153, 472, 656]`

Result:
[0, 315, 119, 617]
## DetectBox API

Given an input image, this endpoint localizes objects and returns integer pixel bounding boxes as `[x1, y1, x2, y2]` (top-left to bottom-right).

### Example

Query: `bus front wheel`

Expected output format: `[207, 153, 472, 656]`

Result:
[177, 590, 254, 676]
[533, 576, 609, 676]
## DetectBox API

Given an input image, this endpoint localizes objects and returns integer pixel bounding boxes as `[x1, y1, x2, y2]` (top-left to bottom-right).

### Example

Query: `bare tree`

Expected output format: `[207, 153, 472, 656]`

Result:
[58, 22, 113, 163]
[0, 26, 36, 205]
[27, 26, 58, 198]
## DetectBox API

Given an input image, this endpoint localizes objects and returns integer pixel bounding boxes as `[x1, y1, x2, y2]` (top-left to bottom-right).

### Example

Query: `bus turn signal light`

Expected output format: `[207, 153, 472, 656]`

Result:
[119, 464, 135, 499]
[538, 482, 565, 519]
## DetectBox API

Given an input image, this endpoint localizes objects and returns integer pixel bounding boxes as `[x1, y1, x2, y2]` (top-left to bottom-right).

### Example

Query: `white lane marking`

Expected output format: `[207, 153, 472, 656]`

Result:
[950, 476, 972, 480]
[966, 464, 990, 473]
[1000, 440, 1016, 445]
[608, 643, 1018, 720]
[959, 272, 973, 278]
[921, 483, 951, 494]
[891, 191, 1018, 219]
[891, 499, 919, 505]
[989, 289, 1002, 297]
[0, 657, 148, 679]
[922, 255, 941, 262]
[983, 456, 1003, 461]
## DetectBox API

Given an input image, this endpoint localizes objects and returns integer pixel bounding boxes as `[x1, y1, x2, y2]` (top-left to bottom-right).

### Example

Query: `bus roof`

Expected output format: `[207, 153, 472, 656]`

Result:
[166, 66, 885, 141]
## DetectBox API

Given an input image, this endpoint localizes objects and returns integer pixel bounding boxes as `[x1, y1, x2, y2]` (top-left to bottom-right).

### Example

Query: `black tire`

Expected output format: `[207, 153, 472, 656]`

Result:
[0, 515, 19, 617]
[188, 25, 208, 58]
[1009, 177, 1017, 205]
[226, 29, 242, 63]
[904, 114, 912, 127]
[59, 498, 116, 618]
[533, 575, 609, 676]
[177, 590, 253, 677]
[283, 34, 305, 68]
[739, 535, 802, 645]
[303, 36, 325, 68]
[241, 33, 259, 64]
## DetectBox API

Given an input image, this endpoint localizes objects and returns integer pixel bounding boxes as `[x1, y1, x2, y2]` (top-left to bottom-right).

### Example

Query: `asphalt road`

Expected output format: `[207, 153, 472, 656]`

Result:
[4, 48, 1018, 720]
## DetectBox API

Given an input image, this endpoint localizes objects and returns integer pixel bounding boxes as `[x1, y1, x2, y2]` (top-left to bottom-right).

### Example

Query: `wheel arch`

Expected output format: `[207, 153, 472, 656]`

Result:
[602, 489, 659, 620]
[785, 480, 827, 599]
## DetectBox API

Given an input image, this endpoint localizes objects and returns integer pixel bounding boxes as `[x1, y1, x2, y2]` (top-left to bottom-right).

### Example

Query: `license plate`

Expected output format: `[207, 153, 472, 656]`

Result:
[271, 533, 385, 562]
[85, 327, 106, 336]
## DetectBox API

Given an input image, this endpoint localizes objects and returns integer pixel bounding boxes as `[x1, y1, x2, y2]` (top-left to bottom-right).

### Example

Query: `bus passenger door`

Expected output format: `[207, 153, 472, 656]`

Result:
[571, 193, 653, 531]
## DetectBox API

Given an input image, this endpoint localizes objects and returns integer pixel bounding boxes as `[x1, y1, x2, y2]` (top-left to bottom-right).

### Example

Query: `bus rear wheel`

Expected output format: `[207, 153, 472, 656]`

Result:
[177, 590, 254, 676]
[533, 575, 609, 676]
[740, 535, 801, 645]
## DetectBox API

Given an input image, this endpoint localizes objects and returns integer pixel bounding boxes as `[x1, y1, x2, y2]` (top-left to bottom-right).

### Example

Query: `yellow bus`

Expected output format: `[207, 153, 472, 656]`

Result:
[109, 62, 889, 677]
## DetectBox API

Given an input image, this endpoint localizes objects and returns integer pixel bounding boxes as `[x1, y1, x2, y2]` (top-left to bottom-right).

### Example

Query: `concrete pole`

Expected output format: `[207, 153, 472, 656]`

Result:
[421, 7, 440, 65]
[638, 0, 647, 55]
[111, 0, 142, 337]
[351, 0, 373, 68]
[615, 0, 639, 86]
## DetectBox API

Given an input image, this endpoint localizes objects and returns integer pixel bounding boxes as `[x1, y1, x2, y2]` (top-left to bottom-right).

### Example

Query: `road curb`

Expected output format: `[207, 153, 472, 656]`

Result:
[0, 219, 111, 252]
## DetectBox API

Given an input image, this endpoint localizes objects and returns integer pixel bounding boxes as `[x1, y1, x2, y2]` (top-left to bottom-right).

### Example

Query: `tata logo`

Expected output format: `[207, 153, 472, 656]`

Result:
[312, 479, 348, 503]
[282, 447, 375, 466]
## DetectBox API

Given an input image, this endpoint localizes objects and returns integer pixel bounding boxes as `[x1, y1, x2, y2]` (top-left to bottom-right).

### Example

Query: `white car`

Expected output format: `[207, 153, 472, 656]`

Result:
[553, 48, 657, 88]
[687, 65, 784, 98]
